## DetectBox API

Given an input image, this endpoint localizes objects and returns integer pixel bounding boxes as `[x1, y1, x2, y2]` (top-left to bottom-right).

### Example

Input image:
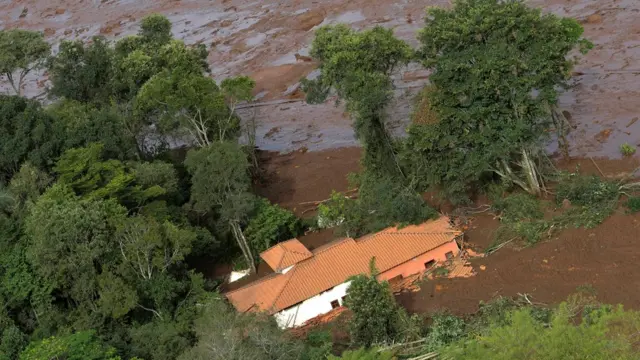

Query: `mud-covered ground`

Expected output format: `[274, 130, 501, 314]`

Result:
[1, 0, 639, 155]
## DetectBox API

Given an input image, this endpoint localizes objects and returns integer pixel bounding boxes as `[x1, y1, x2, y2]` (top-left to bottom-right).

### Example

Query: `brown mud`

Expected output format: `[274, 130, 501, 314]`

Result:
[1, 0, 638, 156]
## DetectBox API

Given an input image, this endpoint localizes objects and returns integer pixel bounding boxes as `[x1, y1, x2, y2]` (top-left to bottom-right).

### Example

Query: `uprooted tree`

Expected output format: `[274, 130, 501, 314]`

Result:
[403, 0, 592, 202]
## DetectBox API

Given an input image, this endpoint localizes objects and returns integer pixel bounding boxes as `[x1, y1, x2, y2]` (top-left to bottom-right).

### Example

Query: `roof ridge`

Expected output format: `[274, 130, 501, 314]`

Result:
[274, 242, 287, 270]
[312, 237, 355, 254]
[269, 265, 299, 313]
[356, 231, 461, 244]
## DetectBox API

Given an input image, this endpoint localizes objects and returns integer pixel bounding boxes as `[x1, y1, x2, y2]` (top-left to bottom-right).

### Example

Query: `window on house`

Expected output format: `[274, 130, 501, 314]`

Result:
[390, 274, 403, 282]
[445, 251, 454, 260]
[330, 300, 340, 309]
[341, 296, 347, 305]
[425, 260, 436, 269]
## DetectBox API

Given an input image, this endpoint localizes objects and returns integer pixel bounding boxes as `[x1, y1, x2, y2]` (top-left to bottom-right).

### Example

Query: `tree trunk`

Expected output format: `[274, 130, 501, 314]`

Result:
[551, 106, 570, 160]
[230, 221, 256, 273]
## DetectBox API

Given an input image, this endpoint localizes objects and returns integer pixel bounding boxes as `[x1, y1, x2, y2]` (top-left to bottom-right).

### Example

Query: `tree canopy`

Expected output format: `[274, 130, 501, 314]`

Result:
[0, 30, 50, 96]
[402, 0, 591, 201]
[303, 25, 411, 177]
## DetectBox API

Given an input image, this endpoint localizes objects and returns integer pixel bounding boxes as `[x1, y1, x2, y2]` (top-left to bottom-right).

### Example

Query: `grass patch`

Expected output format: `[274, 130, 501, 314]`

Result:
[620, 143, 636, 157]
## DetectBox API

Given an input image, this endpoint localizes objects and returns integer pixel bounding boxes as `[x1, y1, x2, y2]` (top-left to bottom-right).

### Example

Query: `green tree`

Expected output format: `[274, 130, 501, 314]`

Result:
[47, 36, 115, 103]
[24, 185, 127, 327]
[185, 142, 257, 272]
[319, 174, 436, 237]
[442, 304, 640, 359]
[0, 30, 50, 96]
[139, 14, 172, 45]
[344, 259, 406, 347]
[404, 0, 591, 201]
[303, 25, 411, 177]
[244, 199, 303, 257]
[0, 95, 60, 182]
[54, 143, 172, 207]
[19, 331, 121, 360]
[116, 215, 196, 281]
[47, 100, 138, 160]
[136, 72, 236, 146]
[178, 299, 304, 360]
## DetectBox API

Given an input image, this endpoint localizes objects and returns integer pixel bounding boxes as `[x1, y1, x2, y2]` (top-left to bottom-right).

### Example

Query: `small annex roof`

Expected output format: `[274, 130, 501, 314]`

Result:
[260, 239, 313, 272]
[226, 216, 461, 314]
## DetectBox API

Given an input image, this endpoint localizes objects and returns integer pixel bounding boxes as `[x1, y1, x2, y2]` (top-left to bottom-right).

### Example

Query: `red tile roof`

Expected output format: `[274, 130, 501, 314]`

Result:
[260, 239, 313, 272]
[226, 216, 461, 314]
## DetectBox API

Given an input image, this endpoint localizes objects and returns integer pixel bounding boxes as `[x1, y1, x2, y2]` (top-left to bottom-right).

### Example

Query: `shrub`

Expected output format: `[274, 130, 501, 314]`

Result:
[620, 143, 636, 156]
[493, 193, 543, 223]
[424, 313, 466, 351]
[244, 198, 303, 257]
[344, 259, 407, 347]
[555, 175, 619, 206]
[625, 196, 640, 213]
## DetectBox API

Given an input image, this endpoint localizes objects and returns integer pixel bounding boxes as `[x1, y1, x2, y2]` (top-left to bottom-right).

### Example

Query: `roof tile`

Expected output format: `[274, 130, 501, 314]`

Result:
[226, 216, 461, 314]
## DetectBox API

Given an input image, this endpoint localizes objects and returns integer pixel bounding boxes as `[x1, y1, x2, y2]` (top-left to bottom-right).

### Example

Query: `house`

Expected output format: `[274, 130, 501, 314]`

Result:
[225, 216, 462, 328]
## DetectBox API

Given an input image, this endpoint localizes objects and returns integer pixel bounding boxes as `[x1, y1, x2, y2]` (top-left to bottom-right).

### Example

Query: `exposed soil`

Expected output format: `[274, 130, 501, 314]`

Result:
[254, 148, 361, 217]
[399, 212, 640, 315]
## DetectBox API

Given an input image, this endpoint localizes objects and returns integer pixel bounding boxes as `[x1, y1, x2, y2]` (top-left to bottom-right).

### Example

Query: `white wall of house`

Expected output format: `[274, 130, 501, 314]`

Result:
[274, 281, 351, 328]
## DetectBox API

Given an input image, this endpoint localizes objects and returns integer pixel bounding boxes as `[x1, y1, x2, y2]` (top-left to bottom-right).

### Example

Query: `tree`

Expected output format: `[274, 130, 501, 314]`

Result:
[318, 174, 437, 237]
[139, 14, 172, 45]
[47, 36, 115, 103]
[54, 143, 172, 207]
[48, 100, 138, 160]
[0, 30, 50, 96]
[441, 304, 640, 359]
[24, 185, 127, 325]
[178, 299, 304, 360]
[0, 95, 60, 182]
[344, 259, 406, 347]
[19, 331, 121, 360]
[244, 199, 303, 257]
[5, 163, 51, 217]
[185, 142, 257, 272]
[116, 215, 196, 281]
[302, 25, 411, 177]
[404, 0, 592, 201]
[136, 72, 236, 146]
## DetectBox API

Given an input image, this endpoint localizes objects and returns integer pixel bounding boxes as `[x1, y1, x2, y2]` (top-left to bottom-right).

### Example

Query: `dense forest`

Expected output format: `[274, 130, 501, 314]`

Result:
[1, 0, 639, 359]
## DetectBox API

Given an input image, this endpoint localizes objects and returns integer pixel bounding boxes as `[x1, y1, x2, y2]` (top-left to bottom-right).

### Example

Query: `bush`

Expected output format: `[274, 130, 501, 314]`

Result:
[625, 196, 640, 213]
[491, 193, 550, 248]
[319, 172, 437, 238]
[620, 143, 636, 157]
[554, 175, 620, 228]
[344, 260, 407, 347]
[555, 175, 619, 206]
[493, 193, 543, 223]
[423, 313, 466, 351]
[442, 303, 640, 360]
[244, 198, 304, 257]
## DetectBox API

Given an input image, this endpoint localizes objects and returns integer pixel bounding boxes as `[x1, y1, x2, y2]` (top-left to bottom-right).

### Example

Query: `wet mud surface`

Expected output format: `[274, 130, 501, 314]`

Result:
[1, 0, 638, 156]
